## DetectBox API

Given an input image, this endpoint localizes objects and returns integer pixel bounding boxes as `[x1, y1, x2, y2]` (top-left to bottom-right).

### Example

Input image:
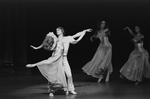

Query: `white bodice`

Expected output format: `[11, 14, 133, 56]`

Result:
[52, 40, 64, 57]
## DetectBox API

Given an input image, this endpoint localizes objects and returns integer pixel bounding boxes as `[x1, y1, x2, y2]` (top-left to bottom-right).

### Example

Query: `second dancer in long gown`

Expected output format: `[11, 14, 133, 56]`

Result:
[120, 26, 150, 85]
[82, 21, 113, 82]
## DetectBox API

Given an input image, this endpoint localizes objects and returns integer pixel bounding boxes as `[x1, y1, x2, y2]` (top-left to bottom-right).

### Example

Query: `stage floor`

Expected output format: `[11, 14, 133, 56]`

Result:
[0, 72, 150, 99]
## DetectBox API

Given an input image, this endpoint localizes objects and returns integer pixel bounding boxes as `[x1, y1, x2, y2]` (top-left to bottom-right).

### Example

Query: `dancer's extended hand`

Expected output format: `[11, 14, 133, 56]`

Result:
[124, 27, 129, 30]
[30, 45, 39, 49]
[84, 29, 92, 33]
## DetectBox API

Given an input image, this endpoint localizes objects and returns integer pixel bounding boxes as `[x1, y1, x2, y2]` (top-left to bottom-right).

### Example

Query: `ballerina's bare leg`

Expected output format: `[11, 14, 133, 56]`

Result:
[26, 54, 61, 97]
[98, 75, 103, 83]
[26, 54, 61, 68]
[105, 70, 110, 82]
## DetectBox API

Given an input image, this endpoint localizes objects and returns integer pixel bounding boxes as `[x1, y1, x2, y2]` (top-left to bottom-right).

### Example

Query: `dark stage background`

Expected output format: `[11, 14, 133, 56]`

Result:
[0, 0, 150, 75]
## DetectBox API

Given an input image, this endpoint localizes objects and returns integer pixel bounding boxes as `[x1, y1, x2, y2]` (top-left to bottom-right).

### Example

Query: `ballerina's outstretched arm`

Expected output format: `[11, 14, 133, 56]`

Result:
[30, 44, 43, 50]
[26, 32, 59, 68]
[30, 32, 58, 50]
[124, 26, 136, 37]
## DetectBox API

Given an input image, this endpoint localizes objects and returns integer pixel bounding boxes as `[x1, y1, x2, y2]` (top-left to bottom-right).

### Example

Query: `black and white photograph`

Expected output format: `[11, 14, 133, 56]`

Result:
[0, 0, 150, 99]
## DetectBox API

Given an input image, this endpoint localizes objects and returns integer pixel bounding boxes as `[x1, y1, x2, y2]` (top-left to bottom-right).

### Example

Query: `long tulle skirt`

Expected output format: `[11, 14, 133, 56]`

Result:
[37, 55, 67, 90]
[120, 49, 150, 81]
[82, 44, 113, 78]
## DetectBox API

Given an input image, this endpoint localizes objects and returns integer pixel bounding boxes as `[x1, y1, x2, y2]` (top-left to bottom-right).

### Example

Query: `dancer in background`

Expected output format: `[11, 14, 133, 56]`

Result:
[26, 27, 92, 96]
[120, 26, 150, 85]
[82, 21, 113, 83]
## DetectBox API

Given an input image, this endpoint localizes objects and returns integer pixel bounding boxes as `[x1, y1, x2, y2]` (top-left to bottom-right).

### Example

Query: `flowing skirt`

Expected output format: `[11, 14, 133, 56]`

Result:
[37, 54, 67, 91]
[82, 44, 113, 78]
[120, 49, 150, 81]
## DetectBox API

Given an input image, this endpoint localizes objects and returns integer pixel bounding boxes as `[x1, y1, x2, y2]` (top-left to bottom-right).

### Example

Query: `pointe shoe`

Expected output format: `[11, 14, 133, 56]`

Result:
[70, 90, 77, 95]
[105, 77, 109, 82]
[135, 81, 140, 85]
[105, 79, 109, 82]
[26, 64, 35, 68]
[26, 64, 32, 67]
[97, 78, 102, 83]
[49, 93, 54, 97]
[98, 76, 103, 83]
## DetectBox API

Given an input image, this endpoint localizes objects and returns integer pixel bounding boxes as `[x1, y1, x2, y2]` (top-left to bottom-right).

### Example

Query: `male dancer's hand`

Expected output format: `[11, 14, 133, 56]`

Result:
[84, 29, 92, 32]
[124, 27, 129, 30]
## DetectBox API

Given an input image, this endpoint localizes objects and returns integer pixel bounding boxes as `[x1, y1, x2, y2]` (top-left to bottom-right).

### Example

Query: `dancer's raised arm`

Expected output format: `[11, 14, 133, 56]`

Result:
[124, 27, 135, 37]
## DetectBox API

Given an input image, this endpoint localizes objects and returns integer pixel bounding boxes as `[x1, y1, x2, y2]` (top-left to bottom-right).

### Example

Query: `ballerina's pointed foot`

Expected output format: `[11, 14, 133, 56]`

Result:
[98, 77, 103, 83]
[98, 79, 102, 83]
[105, 76, 109, 82]
[26, 64, 35, 68]
[105, 78, 109, 82]
[135, 81, 140, 85]
[49, 93, 54, 97]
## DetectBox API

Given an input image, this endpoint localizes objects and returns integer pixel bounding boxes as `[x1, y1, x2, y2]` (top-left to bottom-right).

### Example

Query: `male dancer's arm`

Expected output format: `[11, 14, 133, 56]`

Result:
[71, 29, 92, 44]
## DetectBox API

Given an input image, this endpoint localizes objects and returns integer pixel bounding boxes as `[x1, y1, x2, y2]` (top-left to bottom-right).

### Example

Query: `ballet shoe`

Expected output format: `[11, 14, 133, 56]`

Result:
[65, 91, 69, 95]
[26, 64, 35, 68]
[97, 76, 103, 83]
[97, 78, 102, 83]
[135, 81, 140, 85]
[49, 93, 54, 97]
[105, 77, 109, 82]
[26, 64, 33, 67]
[26, 64, 29, 67]
[70, 90, 77, 95]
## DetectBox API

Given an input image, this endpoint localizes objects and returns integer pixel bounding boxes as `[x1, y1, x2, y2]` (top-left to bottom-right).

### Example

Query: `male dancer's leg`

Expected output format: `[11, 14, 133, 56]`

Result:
[63, 56, 76, 94]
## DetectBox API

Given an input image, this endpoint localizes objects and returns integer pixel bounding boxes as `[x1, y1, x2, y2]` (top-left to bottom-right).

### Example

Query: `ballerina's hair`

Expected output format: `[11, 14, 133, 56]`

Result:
[42, 35, 54, 51]
[97, 20, 108, 30]
[91, 21, 110, 41]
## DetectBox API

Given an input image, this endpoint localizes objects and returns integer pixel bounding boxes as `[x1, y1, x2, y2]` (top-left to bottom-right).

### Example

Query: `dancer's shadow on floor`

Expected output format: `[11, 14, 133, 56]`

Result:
[74, 82, 95, 87]
[39, 83, 94, 96]
[37, 90, 66, 96]
[116, 75, 150, 85]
